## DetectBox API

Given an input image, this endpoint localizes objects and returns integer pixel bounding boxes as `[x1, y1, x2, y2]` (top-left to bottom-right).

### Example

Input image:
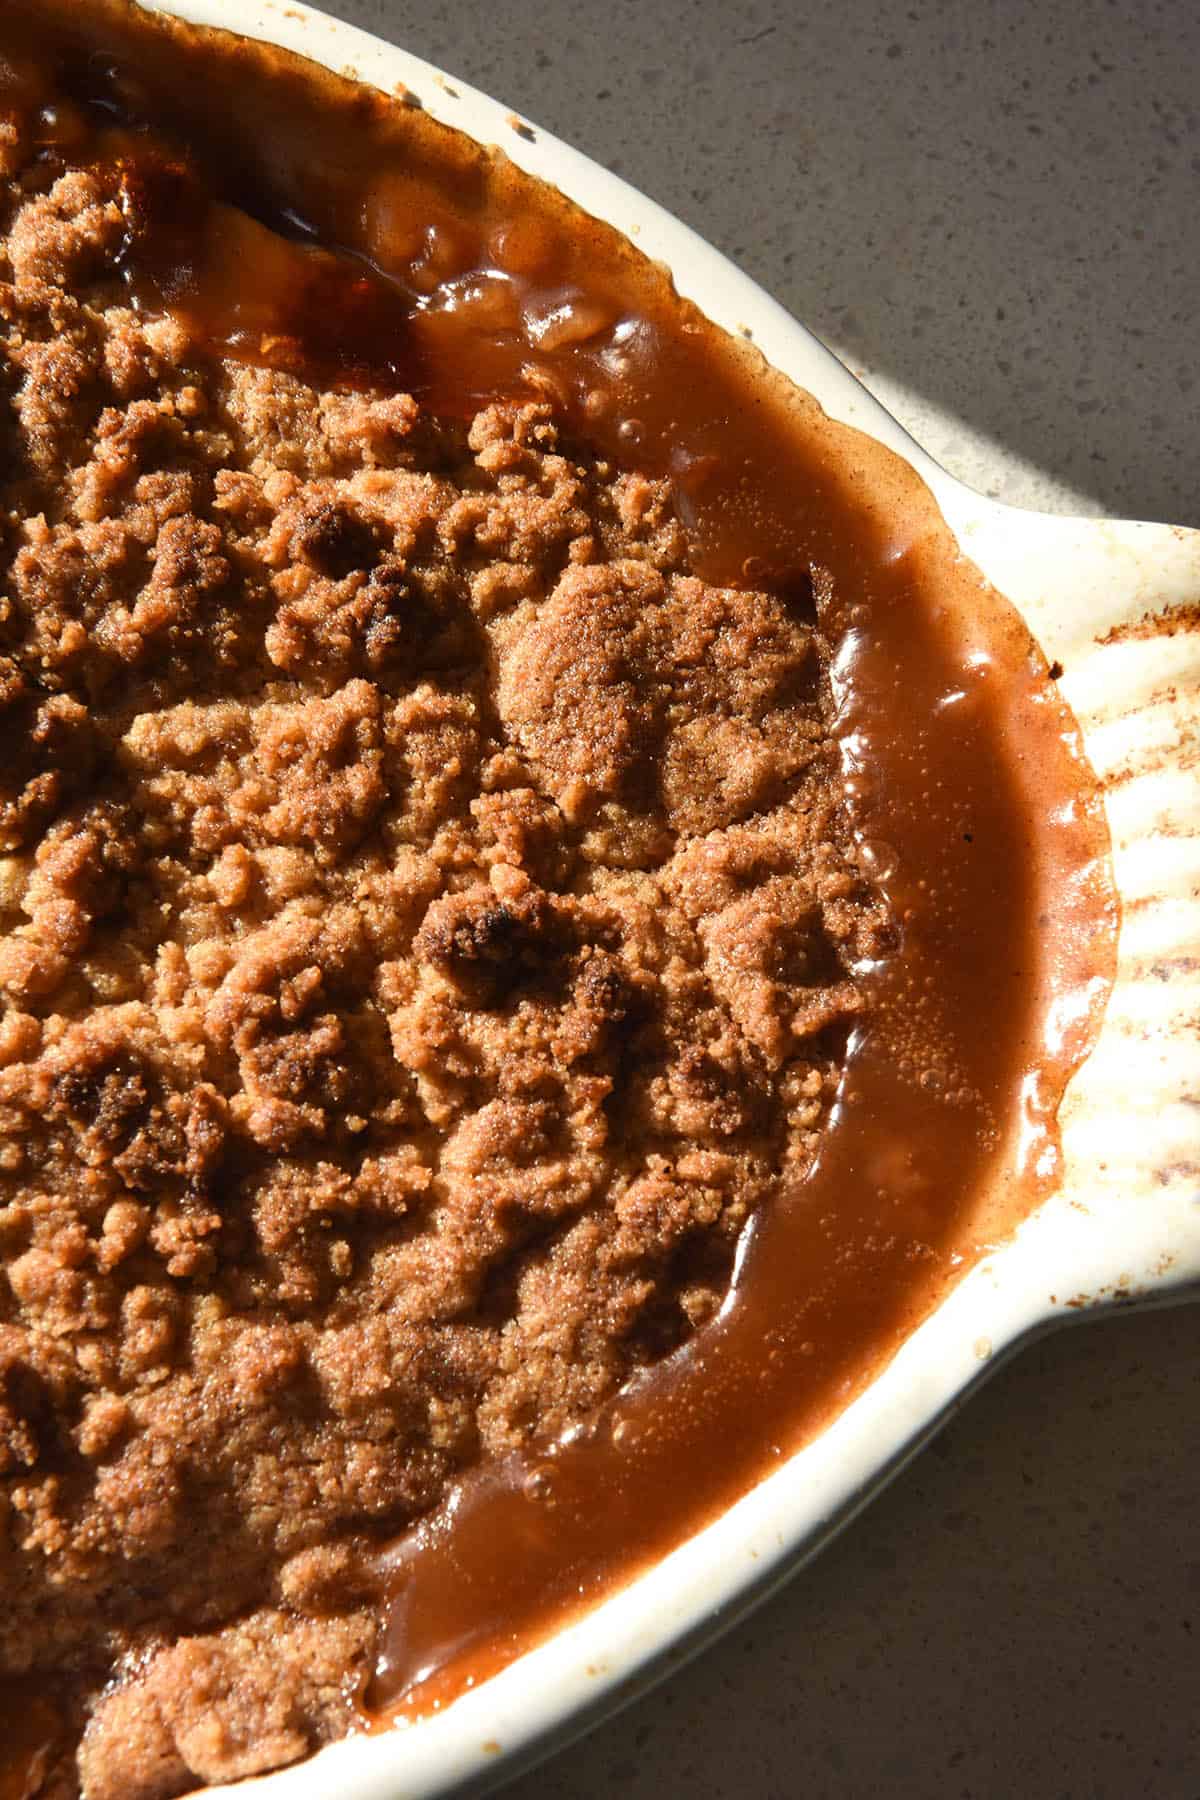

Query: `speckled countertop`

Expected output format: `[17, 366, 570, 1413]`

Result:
[318, 0, 1198, 1792]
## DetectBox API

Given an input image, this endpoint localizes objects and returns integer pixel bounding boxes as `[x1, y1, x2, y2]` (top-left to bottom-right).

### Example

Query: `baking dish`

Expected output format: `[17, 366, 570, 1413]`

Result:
[90, 2, 1200, 1794]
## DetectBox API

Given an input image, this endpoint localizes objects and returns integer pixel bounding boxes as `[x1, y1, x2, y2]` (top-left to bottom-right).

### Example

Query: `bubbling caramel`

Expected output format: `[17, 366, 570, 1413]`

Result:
[0, 0, 1115, 1775]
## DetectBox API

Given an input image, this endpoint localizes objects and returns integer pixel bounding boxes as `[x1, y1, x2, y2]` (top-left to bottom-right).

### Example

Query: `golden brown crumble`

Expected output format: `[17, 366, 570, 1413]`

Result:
[0, 148, 886, 1796]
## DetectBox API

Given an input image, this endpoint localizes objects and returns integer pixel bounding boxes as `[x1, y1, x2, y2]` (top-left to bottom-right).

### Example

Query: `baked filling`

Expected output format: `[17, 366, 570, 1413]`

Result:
[0, 6, 1114, 1798]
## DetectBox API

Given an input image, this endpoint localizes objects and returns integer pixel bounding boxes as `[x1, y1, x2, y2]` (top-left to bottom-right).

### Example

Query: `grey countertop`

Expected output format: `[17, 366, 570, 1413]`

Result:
[314, 0, 1199, 1792]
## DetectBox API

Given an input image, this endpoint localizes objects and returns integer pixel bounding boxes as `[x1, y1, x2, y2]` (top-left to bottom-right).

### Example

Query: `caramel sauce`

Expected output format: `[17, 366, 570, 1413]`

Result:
[1, 0, 1116, 1746]
[0, 1685, 61, 1800]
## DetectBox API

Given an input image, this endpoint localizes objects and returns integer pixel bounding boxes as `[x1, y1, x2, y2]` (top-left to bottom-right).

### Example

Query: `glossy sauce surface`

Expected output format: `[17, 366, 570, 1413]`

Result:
[1, 0, 1116, 1742]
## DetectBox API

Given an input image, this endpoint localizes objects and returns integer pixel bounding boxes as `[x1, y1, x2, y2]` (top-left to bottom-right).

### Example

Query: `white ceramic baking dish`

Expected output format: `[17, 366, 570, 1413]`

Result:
[129, 3, 1200, 1794]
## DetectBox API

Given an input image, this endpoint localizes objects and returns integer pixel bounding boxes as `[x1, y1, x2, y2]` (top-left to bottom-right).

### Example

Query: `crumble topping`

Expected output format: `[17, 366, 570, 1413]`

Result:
[0, 151, 886, 1797]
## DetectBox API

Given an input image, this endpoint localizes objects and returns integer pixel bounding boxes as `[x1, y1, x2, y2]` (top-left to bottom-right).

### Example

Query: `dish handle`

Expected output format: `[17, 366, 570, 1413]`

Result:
[941, 498, 1200, 1313]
